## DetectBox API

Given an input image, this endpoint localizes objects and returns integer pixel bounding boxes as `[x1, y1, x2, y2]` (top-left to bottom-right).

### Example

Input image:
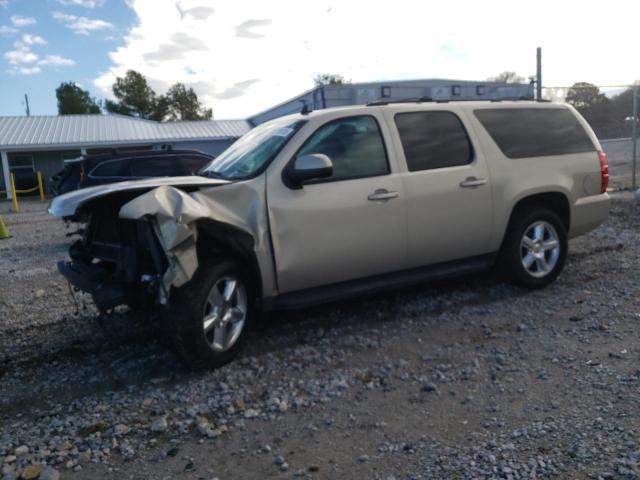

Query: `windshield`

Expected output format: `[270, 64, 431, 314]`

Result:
[200, 117, 306, 180]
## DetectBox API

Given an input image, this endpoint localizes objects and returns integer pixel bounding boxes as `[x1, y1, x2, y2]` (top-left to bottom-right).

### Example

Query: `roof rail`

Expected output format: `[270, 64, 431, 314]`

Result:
[367, 95, 548, 106]
[366, 96, 434, 107]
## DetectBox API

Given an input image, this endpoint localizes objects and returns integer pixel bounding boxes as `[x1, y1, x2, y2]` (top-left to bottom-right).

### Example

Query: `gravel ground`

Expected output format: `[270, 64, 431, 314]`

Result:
[1, 193, 639, 480]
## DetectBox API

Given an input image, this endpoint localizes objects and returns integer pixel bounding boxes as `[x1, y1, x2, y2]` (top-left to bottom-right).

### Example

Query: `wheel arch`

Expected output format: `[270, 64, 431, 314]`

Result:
[501, 191, 570, 248]
[195, 219, 263, 302]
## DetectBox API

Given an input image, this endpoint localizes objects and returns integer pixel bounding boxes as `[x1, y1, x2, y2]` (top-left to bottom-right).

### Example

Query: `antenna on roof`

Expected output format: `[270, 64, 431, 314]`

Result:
[24, 94, 30, 117]
[299, 100, 311, 115]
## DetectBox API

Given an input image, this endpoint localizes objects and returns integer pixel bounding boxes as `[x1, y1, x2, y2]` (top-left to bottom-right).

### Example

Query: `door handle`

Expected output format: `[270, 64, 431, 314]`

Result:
[459, 177, 487, 188]
[367, 189, 399, 202]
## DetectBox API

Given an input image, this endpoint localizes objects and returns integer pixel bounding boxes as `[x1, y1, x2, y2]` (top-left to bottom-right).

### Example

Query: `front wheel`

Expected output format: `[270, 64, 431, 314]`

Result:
[499, 208, 567, 288]
[163, 257, 254, 369]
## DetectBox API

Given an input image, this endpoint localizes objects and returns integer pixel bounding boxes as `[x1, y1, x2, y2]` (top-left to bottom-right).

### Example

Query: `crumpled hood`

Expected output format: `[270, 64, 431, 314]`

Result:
[48, 176, 228, 217]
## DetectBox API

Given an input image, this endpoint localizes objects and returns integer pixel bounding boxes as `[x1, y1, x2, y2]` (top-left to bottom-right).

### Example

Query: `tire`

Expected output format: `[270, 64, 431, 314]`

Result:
[499, 207, 567, 288]
[162, 257, 255, 369]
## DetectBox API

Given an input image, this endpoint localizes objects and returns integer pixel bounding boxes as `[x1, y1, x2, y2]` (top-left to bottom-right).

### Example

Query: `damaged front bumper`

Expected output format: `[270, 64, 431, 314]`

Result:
[58, 259, 127, 312]
[59, 214, 170, 312]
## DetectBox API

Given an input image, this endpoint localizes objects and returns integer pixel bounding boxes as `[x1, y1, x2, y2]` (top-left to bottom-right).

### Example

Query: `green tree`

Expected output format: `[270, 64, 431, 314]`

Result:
[105, 70, 212, 121]
[487, 71, 525, 84]
[163, 83, 212, 121]
[56, 82, 101, 114]
[566, 82, 608, 109]
[314, 73, 350, 86]
[566, 82, 611, 130]
[104, 70, 164, 120]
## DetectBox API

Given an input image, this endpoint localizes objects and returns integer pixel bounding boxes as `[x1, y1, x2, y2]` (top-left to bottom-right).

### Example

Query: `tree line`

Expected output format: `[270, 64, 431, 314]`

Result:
[565, 82, 636, 133]
[57, 70, 635, 130]
[56, 70, 212, 121]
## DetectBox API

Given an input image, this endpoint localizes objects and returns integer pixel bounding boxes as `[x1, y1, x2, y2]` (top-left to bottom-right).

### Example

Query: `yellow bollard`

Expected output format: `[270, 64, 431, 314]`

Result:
[37, 171, 45, 202]
[10, 173, 19, 213]
[0, 215, 9, 239]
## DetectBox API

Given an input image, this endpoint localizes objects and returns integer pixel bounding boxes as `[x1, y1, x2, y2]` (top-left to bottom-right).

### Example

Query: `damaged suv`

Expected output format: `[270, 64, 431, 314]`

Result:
[50, 100, 611, 368]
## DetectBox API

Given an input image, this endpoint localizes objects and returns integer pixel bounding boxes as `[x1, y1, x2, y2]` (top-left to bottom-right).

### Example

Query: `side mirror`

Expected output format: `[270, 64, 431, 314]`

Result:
[286, 154, 333, 188]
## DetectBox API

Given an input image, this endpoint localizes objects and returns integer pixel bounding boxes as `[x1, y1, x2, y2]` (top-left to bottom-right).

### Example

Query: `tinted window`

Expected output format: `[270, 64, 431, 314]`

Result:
[474, 108, 595, 159]
[395, 111, 472, 171]
[90, 159, 128, 177]
[297, 116, 388, 181]
[181, 155, 211, 174]
[130, 156, 182, 177]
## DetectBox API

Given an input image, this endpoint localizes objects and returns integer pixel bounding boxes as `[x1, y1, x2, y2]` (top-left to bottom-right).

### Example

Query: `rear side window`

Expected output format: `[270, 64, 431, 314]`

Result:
[130, 156, 183, 177]
[474, 108, 595, 159]
[180, 155, 211, 174]
[394, 111, 473, 172]
[297, 116, 389, 181]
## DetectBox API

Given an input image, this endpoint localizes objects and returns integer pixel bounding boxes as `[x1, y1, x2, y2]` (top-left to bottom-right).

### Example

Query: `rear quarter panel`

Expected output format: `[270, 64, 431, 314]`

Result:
[460, 103, 607, 249]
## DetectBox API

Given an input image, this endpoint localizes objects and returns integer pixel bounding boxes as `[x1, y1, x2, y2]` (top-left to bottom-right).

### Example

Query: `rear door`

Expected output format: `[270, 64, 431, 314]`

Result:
[384, 107, 493, 268]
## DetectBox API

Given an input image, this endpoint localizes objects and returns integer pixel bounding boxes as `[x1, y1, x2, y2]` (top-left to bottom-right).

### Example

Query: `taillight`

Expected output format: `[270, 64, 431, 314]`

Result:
[598, 150, 609, 194]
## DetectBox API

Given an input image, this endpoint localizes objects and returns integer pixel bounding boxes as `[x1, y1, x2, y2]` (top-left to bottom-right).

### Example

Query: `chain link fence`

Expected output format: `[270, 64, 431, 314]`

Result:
[542, 84, 638, 190]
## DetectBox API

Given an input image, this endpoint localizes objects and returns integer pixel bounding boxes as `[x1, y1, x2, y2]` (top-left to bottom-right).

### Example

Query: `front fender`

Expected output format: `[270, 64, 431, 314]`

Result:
[118, 183, 275, 298]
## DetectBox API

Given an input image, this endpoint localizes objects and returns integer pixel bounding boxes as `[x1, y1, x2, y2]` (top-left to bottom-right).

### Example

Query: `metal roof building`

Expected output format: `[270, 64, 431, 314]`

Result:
[0, 114, 251, 197]
[249, 78, 534, 125]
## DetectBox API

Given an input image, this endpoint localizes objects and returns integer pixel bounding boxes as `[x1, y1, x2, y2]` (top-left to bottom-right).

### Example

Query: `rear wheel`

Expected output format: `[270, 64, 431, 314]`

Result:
[499, 208, 567, 288]
[163, 257, 254, 369]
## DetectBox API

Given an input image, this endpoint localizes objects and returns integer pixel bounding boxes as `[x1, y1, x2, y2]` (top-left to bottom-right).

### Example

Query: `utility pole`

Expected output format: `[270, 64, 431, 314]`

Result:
[24, 93, 30, 116]
[632, 84, 638, 192]
[536, 47, 542, 101]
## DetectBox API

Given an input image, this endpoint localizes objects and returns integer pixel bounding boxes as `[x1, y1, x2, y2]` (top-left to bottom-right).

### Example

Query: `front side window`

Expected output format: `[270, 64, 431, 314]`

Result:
[395, 111, 473, 172]
[296, 116, 389, 182]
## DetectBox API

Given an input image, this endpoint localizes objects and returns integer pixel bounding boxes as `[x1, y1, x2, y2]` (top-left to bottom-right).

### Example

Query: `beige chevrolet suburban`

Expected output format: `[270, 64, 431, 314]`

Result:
[49, 100, 611, 368]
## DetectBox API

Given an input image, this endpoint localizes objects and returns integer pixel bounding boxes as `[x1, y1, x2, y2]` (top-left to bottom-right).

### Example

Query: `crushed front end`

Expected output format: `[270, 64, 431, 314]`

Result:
[58, 200, 169, 312]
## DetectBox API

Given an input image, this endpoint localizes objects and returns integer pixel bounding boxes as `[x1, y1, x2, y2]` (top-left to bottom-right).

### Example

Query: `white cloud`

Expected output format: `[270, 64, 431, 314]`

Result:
[52, 11, 113, 35]
[95, 0, 640, 119]
[38, 54, 75, 66]
[4, 41, 38, 64]
[21, 33, 46, 45]
[0, 25, 17, 35]
[10, 15, 36, 27]
[8, 65, 41, 75]
[55, 0, 104, 7]
[234, 19, 271, 39]
[0, 0, 9, 8]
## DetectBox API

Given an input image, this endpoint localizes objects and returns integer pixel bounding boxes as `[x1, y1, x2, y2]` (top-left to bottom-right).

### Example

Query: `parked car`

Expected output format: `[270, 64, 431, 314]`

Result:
[50, 149, 214, 195]
[49, 100, 610, 368]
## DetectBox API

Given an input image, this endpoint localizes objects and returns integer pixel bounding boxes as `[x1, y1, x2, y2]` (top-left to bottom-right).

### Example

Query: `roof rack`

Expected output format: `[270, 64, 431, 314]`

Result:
[367, 96, 548, 107]
[367, 96, 434, 106]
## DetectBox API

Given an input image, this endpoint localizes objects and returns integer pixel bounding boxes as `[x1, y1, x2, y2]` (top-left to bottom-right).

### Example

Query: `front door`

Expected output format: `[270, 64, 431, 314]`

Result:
[267, 114, 407, 293]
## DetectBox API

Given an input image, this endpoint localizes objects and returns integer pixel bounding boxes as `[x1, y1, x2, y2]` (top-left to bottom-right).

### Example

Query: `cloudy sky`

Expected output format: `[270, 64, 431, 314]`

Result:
[1, 0, 639, 119]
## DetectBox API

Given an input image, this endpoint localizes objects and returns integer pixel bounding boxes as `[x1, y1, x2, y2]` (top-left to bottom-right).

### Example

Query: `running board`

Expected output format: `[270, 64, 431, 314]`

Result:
[264, 254, 495, 311]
